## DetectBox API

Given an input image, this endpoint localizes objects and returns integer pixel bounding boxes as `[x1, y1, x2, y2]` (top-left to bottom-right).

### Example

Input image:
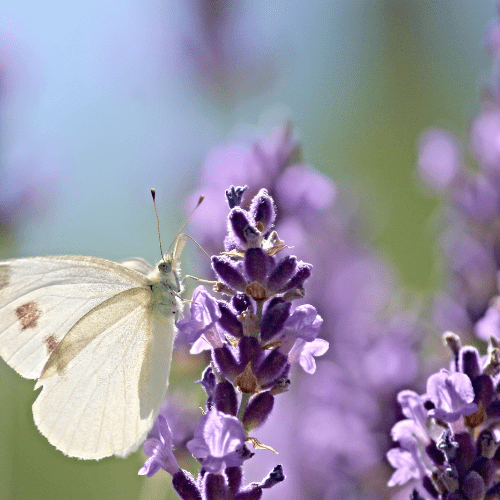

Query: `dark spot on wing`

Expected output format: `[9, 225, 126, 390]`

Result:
[16, 301, 41, 330]
[45, 335, 58, 354]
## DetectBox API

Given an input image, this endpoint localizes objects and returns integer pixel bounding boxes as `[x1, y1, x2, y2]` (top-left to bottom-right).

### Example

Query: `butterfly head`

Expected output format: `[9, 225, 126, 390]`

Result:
[158, 257, 173, 274]
[156, 253, 182, 294]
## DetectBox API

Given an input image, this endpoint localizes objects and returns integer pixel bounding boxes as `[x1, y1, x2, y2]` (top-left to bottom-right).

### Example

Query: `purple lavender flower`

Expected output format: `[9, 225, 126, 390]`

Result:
[141, 186, 317, 498]
[285, 338, 329, 374]
[186, 410, 246, 473]
[387, 445, 427, 488]
[388, 333, 500, 500]
[138, 415, 180, 478]
[281, 304, 323, 342]
[177, 285, 222, 344]
[426, 370, 478, 424]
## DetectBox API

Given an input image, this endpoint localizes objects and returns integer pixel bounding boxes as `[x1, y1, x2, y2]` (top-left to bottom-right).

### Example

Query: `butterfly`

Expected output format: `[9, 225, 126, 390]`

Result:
[0, 193, 198, 460]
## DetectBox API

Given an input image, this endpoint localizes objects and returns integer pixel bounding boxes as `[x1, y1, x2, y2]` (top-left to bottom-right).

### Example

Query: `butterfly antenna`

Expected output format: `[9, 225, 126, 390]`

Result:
[151, 188, 164, 258]
[176, 233, 211, 261]
[167, 194, 205, 256]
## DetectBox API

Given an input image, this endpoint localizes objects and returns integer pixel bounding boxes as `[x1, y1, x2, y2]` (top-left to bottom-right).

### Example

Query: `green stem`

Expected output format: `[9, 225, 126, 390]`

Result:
[237, 392, 252, 422]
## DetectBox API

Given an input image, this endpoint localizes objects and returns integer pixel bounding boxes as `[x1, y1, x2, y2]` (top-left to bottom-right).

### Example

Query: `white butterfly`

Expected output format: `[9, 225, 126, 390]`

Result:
[0, 244, 185, 460]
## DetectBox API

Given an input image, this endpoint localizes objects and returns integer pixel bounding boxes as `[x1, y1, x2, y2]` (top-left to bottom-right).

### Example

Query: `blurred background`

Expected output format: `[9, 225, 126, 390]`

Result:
[0, 1, 495, 499]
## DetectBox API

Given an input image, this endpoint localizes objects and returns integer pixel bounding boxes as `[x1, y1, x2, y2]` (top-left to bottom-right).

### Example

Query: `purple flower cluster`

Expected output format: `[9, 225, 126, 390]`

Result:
[186, 124, 422, 498]
[417, 4, 500, 343]
[139, 186, 327, 499]
[387, 332, 500, 500]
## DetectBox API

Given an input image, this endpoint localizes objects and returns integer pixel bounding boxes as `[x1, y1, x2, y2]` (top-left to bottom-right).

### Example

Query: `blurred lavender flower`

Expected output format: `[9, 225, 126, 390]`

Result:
[388, 332, 500, 500]
[182, 0, 280, 106]
[140, 186, 326, 499]
[186, 123, 422, 499]
[416, 7, 500, 341]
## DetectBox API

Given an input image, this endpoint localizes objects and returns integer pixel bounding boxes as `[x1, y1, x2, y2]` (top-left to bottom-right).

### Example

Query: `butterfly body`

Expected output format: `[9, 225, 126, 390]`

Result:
[0, 252, 183, 459]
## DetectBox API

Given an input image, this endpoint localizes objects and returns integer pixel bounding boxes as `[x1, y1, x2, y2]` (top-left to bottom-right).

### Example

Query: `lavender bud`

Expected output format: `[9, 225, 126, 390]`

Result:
[214, 381, 238, 416]
[259, 464, 285, 489]
[472, 374, 494, 407]
[245, 248, 271, 283]
[218, 302, 244, 338]
[249, 188, 276, 234]
[422, 475, 440, 498]
[172, 470, 202, 500]
[266, 255, 297, 292]
[203, 473, 229, 500]
[460, 346, 482, 380]
[213, 345, 240, 381]
[225, 467, 243, 497]
[229, 207, 258, 245]
[238, 337, 263, 370]
[453, 432, 476, 476]
[440, 466, 459, 493]
[471, 457, 495, 489]
[212, 256, 246, 292]
[255, 350, 289, 388]
[242, 392, 274, 431]
[462, 470, 485, 500]
[260, 298, 292, 342]
[226, 185, 247, 208]
[275, 262, 312, 294]
[426, 439, 446, 466]
[487, 400, 500, 418]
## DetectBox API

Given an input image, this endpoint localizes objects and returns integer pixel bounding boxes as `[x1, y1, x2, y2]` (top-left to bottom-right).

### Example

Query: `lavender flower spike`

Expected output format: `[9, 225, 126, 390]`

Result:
[142, 185, 326, 497]
[388, 331, 500, 500]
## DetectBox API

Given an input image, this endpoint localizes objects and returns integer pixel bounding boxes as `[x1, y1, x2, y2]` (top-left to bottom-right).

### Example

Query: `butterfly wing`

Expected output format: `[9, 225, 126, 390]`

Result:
[119, 257, 156, 275]
[0, 256, 149, 380]
[32, 286, 175, 459]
